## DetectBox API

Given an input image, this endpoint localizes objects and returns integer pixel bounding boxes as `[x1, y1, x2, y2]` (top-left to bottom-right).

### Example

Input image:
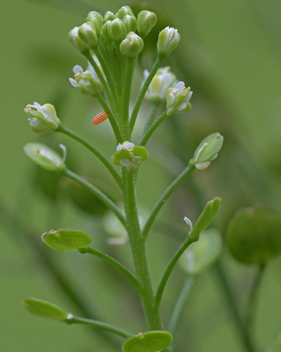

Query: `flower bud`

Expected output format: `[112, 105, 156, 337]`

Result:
[116, 6, 133, 19]
[144, 67, 176, 102]
[103, 11, 115, 23]
[227, 205, 281, 265]
[22, 298, 67, 321]
[68, 27, 89, 52]
[109, 18, 127, 42]
[78, 22, 98, 49]
[122, 331, 173, 352]
[179, 229, 222, 275]
[42, 229, 92, 251]
[120, 32, 144, 59]
[24, 102, 61, 133]
[166, 81, 192, 116]
[157, 27, 180, 57]
[24, 143, 66, 171]
[69, 65, 103, 96]
[193, 132, 224, 170]
[101, 21, 112, 42]
[85, 11, 103, 34]
[137, 10, 157, 38]
[122, 15, 138, 33]
[111, 142, 148, 173]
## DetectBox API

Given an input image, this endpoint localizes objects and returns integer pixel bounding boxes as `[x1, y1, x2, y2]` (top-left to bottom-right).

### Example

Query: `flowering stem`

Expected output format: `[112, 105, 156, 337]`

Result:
[122, 170, 162, 330]
[138, 111, 168, 146]
[122, 57, 136, 124]
[129, 55, 164, 133]
[78, 246, 141, 292]
[95, 94, 122, 143]
[168, 275, 197, 335]
[67, 316, 131, 338]
[140, 101, 161, 139]
[154, 236, 196, 312]
[142, 162, 196, 240]
[57, 124, 121, 186]
[62, 167, 126, 227]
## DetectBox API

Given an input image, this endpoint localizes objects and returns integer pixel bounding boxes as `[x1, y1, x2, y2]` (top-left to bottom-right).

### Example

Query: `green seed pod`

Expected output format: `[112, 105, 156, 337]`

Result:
[157, 26, 180, 57]
[24, 143, 66, 171]
[68, 27, 89, 53]
[193, 132, 224, 170]
[116, 6, 133, 19]
[22, 297, 67, 321]
[120, 32, 144, 59]
[85, 11, 103, 34]
[122, 330, 173, 352]
[42, 229, 92, 251]
[78, 22, 99, 49]
[109, 18, 127, 42]
[122, 15, 138, 34]
[188, 198, 221, 240]
[137, 10, 157, 38]
[226, 205, 281, 265]
[103, 11, 115, 23]
[180, 229, 222, 275]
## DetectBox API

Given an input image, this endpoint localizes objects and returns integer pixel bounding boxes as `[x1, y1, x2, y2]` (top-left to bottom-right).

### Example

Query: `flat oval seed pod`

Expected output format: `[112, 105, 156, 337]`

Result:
[92, 111, 109, 125]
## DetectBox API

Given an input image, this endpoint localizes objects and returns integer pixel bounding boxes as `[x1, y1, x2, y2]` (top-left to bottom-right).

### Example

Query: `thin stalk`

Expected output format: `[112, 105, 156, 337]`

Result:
[214, 261, 255, 352]
[140, 101, 161, 139]
[244, 264, 265, 349]
[130, 55, 164, 132]
[84, 51, 117, 115]
[168, 276, 197, 335]
[79, 246, 141, 291]
[154, 236, 195, 311]
[142, 162, 196, 240]
[67, 316, 131, 338]
[62, 167, 126, 227]
[57, 124, 121, 186]
[122, 57, 136, 124]
[139, 111, 168, 146]
[123, 171, 162, 330]
[95, 93, 122, 143]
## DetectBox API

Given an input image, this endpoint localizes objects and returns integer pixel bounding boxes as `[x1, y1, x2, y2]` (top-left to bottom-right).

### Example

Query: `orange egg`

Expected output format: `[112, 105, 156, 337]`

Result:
[92, 111, 109, 125]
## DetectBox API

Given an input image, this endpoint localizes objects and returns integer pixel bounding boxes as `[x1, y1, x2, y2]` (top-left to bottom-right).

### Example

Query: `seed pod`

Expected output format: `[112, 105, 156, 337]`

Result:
[42, 229, 92, 251]
[122, 330, 173, 352]
[22, 297, 67, 321]
[92, 111, 109, 125]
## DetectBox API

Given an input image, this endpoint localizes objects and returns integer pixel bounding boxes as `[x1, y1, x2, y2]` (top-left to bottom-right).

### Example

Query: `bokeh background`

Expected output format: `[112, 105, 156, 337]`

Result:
[2, 0, 281, 351]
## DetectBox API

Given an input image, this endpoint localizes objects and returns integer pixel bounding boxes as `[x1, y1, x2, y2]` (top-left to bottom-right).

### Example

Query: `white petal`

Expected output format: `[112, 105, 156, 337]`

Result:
[169, 92, 175, 105]
[120, 158, 131, 167]
[177, 103, 186, 111]
[73, 65, 83, 74]
[125, 142, 135, 151]
[195, 162, 210, 170]
[69, 78, 79, 87]
[116, 143, 123, 151]
[183, 216, 193, 230]
[175, 81, 185, 90]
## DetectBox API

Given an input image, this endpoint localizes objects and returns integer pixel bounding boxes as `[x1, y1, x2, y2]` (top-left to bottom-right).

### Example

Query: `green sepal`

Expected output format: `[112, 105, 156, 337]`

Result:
[103, 11, 115, 23]
[189, 198, 221, 240]
[180, 229, 222, 275]
[122, 331, 173, 352]
[193, 132, 224, 164]
[112, 146, 149, 166]
[22, 297, 67, 321]
[116, 6, 133, 19]
[137, 10, 157, 38]
[226, 205, 281, 265]
[122, 15, 138, 34]
[42, 229, 92, 251]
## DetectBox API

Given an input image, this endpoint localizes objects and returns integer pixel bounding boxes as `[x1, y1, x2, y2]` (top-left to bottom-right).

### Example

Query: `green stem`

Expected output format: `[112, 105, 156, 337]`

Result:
[123, 171, 162, 330]
[140, 101, 161, 139]
[79, 246, 141, 291]
[154, 236, 195, 311]
[67, 316, 131, 338]
[95, 93, 122, 143]
[244, 264, 265, 350]
[138, 111, 168, 146]
[142, 162, 196, 240]
[62, 167, 126, 227]
[122, 57, 136, 124]
[130, 55, 164, 133]
[214, 261, 255, 352]
[168, 276, 197, 335]
[57, 124, 121, 186]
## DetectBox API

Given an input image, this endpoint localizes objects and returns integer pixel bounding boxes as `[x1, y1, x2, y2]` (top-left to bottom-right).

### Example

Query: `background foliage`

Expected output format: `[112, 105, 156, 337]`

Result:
[2, 0, 281, 351]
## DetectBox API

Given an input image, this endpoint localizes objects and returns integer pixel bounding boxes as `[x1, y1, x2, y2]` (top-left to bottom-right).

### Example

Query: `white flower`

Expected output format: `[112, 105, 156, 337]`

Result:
[116, 141, 135, 151]
[166, 81, 193, 116]
[24, 102, 60, 133]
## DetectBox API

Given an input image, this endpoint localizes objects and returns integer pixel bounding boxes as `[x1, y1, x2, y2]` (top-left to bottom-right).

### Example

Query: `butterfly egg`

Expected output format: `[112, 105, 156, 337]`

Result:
[92, 111, 109, 125]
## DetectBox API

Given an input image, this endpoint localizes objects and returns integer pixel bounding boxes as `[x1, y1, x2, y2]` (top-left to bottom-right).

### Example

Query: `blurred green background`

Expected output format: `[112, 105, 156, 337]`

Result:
[2, 0, 281, 351]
